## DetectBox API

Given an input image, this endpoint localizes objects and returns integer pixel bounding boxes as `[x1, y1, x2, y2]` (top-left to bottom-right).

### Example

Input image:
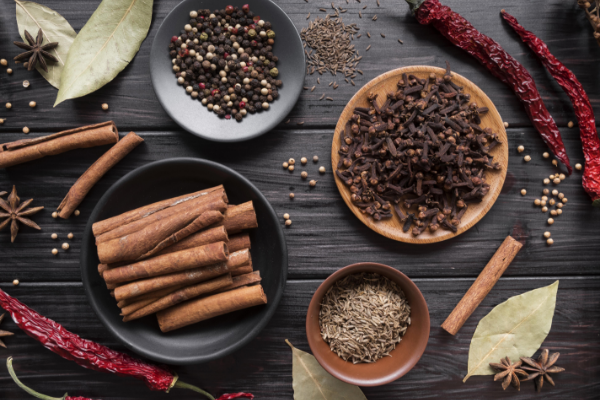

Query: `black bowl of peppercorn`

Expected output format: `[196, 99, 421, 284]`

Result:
[150, 0, 305, 142]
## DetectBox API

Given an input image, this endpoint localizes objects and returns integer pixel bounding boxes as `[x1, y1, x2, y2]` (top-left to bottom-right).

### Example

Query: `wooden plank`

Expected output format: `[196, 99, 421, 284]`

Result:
[0, 278, 597, 399]
[0, 0, 598, 131]
[0, 127, 597, 281]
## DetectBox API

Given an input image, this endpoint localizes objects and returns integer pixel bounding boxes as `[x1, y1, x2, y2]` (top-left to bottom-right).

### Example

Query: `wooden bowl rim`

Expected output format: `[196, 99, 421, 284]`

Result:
[331, 66, 508, 244]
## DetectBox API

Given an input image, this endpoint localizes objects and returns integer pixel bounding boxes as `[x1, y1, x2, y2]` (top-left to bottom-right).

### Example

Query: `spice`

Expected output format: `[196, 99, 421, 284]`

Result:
[0, 59, 6, 66]
[576, 163, 582, 170]
[0, 313, 14, 348]
[301, 157, 308, 164]
[282, 161, 289, 169]
[68, 232, 74, 239]
[524, 155, 531, 162]
[52, 248, 58, 255]
[289, 193, 295, 199]
[543, 231, 551, 238]
[548, 218, 554, 225]
[301, 171, 308, 179]
[319, 166, 326, 174]
[13, 29, 58, 72]
[313, 155, 319, 162]
[289, 158, 296, 165]
[22, 127, 30, 134]
[577, 0, 600, 46]
[502, 11, 599, 203]
[334, 62, 502, 233]
[0, 186, 44, 243]
[51, 233, 58, 239]
[12, 279, 19, 286]
[7, 68, 13, 74]
[489, 356, 528, 391]
[62, 242, 70, 250]
[520, 189, 526, 196]
[319, 273, 411, 364]
[0, 289, 219, 399]
[285, 219, 292, 226]
[517, 145, 524, 153]
[288, 165, 294, 172]
[283, 213, 290, 220]
[408, 0, 572, 173]
[521, 349, 565, 392]
[102, 103, 109, 110]
[543, 152, 549, 158]
[6, 102, 12, 109]
[547, 238, 554, 245]
[309, 180, 317, 187]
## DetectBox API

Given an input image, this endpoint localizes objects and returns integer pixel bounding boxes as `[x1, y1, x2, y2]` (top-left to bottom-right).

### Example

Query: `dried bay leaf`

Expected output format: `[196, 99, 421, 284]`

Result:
[286, 340, 368, 400]
[463, 281, 559, 382]
[15, 0, 77, 89]
[55, 0, 153, 106]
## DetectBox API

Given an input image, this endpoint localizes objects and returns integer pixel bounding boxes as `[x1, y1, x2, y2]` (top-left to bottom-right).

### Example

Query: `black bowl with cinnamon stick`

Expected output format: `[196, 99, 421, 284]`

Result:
[81, 158, 287, 365]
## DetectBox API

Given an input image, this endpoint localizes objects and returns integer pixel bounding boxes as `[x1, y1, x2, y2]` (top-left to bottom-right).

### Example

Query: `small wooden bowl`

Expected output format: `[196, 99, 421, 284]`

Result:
[331, 66, 508, 244]
[306, 262, 430, 386]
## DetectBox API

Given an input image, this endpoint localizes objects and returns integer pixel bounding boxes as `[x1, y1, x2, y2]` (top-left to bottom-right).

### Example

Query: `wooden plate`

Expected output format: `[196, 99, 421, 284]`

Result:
[331, 66, 508, 244]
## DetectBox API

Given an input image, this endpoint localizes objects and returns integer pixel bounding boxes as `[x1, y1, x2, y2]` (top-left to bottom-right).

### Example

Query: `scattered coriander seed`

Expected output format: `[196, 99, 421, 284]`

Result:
[543, 152, 550, 158]
[301, 171, 308, 179]
[544, 231, 551, 239]
[23, 80, 29, 88]
[549, 199, 556, 206]
[553, 178, 561, 184]
[285, 219, 292, 226]
[542, 206, 548, 213]
[524, 155, 531, 162]
[549, 174, 555, 180]
[540, 200, 547, 206]
[556, 202, 563, 209]
[559, 173, 566, 180]
[289, 193, 295, 199]
[517, 145, 524, 153]
[543, 178, 550, 185]
[7, 68, 12, 74]
[52, 248, 58, 255]
[283, 161, 289, 169]
[0, 59, 6, 66]
[283, 213, 290, 220]
[74, 210, 80, 216]
[288, 165, 295, 172]
[29, 101, 36, 108]
[542, 195, 548, 201]
[567, 120, 574, 128]
[503, 121, 509, 128]
[542, 189, 549, 195]
[289, 158, 295, 165]
[575, 163, 582, 170]
[6, 102, 12, 109]
[548, 218, 554, 225]
[552, 189, 558, 196]
[52, 211, 58, 218]
[101, 103, 109, 111]
[319, 166, 326, 174]
[0, 118, 4, 124]
[22, 127, 29, 134]
[62, 243, 70, 250]
[520, 189, 526, 196]
[51, 233, 58, 240]
[301, 157, 307, 165]
[552, 159, 558, 166]
[550, 209, 557, 216]
[558, 193, 565, 199]
[309, 180, 317, 187]
[68, 232, 74, 240]
[534, 199, 541, 206]
[547, 238, 554, 245]
[557, 209, 563, 215]
[13, 279, 19, 286]
[313, 155, 319, 162]
[562, 197, 568, 203]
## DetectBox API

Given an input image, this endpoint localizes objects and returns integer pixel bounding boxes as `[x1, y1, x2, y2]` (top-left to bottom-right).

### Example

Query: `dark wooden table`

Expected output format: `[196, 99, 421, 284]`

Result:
[1, 0, 599, 398]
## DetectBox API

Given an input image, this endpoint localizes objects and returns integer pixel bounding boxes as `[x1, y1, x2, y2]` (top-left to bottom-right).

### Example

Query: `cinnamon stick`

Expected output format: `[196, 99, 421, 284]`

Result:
[116, 283, 188, 308]
[441, 236, 523, 335]
[0, 121, 119, 168]
[155, 226, 228, 256]
[120, 296, 159, 316]
[103, 241, 229, 286]
[92, 185, 225, 237]
[227, 233, 251, 252]
[97, 209, 225, 264]
[57, 132, 144, 219]
[231, 264, 253, 277]
[122, 274, 233, 322]
[221, 201, 258, 234]
[157, 285, 267, 332]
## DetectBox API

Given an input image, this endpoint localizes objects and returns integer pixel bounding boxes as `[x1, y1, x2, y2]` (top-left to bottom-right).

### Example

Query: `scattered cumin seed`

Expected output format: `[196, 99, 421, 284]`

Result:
[363, 4, 367, 8]
[351, 80, 355, 86]
[398, 39, 404, 44]
[366, 45, 371, 51]
[329, 81, 333, 86]
[357, 69, 363, 74]
[380, 33, 385, 38]
[304, 86, 309, 90]
[307, 12, 311, 19]
[331, 2, 335, 8]
[359, 11, 362, 18]
[285, 119, 291, 123]
[356, 34, 362, 38]
[326, 97, 334, 101]
[319, 7, 327, 12]
[311, 85, 316, 92]
[317, 77, 321, 84]
[372, 15, 377, 21]
[297, 122, 305, 125]
[333, 83, 339, 89]
[319, 93, 325, 100]
[377, 0, 380, 6]
[367, 32, 371, 38]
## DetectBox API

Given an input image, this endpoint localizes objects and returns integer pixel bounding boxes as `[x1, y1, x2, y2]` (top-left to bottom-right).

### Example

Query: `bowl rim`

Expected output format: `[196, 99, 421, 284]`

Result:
[80, 157, 288, 365]
[305, 262, 430, 386]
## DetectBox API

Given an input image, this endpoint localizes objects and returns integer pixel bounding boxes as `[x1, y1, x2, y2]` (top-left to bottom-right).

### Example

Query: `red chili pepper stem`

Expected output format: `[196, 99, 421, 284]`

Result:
[172, 379, 215, 400]
[6, 357, 76, 400]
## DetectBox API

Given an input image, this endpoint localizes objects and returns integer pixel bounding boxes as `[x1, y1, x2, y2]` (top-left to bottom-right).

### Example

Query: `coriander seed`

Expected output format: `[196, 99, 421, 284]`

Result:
[289, 193, 295, 199]
[543, 152, 549, 158]
[547, 238, 554, 245]
[553, 178, 560, 184]
[520, 189, 526, 196]
[319, 166, 326, 174]
[542, 206, 548, 212]
[74, 210, 80, 216]
[51, 233, 58, 240]
[7, 68, 12, 74]
[550, 209, 557, 216]
[301, 157, 308, 165]
[102, 103, 109, 111]
[22, 127, 29, 134]
[542, 196, 548, 201]
[289, 158, 296, 165]
[524, 155, 531, 162]
[517, 145, 524, 153]
[283, 213, 290, 220]
[29, 101, 36, 108]
[62, 243, 69, 250]
[22, 80, 29, 88]
[556, 202, 563, 209]
[301, 171, 308, 179]
[285, 219, 292, 226]
[283, 162, 289, 169]
[576, 163, 582, 170]
[0, 119, 4, 124]
[543, 178, 550, 185]
[313, 155, 319, 162]
[549, 199, 556, 206]
[567, 120, 574, 128]
[558, 193, 565, 199]
[68, 232, 74, 239]
[52, 211, 58, 218]
[534, 199, 541, 206]
[503, 121, 509, 128]
[6, 102, 12, 109]
[544, 231, 551, 239]
[13, 279, 19, 286]
[0, 59, 6, 66]
[559, 173, 566, 180]
[548, 218, 554, 225]
[52, 248, 58, 255]
[549, 174, 555, 180]
[288, 165, 295, 172]
[557, 209, 562, 215]
[562, 197, 568, 203]
[552, 189, 558, 196]
[309, 180, 317, 187]
[540, 200, 547, 207]
[543, 189, 549, 195]
[552, 159, 558, 166]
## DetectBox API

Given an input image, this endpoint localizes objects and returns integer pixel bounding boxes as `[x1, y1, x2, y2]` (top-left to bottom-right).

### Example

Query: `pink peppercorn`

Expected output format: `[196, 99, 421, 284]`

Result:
[242, 66, 248, 72]
[198, 83, 206, 89]
[225, 114, 231, 120]
[253, 16, 260, 22]
[171, 36, 178, 42]
[242, 4, 250, 13]
[239, 101, 246, 108]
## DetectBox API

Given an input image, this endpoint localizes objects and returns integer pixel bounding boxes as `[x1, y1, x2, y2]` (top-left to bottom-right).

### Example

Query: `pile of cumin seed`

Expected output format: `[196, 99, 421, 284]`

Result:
[319, 272, 411, 364]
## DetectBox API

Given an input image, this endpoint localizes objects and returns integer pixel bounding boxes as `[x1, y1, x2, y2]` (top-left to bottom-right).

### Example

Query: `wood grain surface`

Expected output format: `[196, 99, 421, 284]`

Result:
[332, 66, 508, 243]
[0, 0, 599, 398]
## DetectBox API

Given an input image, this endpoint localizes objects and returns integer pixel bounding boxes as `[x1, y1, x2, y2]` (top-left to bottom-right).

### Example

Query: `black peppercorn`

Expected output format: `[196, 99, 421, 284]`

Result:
[235, 113, 243, 121]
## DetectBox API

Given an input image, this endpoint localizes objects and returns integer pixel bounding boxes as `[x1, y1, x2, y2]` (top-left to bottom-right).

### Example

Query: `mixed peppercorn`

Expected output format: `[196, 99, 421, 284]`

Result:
[168, 5, 282, 121]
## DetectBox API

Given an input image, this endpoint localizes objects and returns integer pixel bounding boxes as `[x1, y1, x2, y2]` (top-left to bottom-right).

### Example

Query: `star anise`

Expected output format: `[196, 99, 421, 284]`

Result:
[489, 356, 529, 391]
[13, 28, 58, 72]
[0, 186, 44, 243]
[521, 349, 565, 392]
[0, 313, 14, 348]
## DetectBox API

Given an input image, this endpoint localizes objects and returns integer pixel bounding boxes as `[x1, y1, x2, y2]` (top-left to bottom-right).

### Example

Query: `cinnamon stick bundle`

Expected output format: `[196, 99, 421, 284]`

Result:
[221, 201, 258, 234]
[228, 233, 251, 252]
[92, 185, 225, 237]
[156, 226, 228, 256]
[97, 209, 225, 264]
[57, 132, 144, 219]
[0, 121, 119, 168]
[157, 285, 267, 332]
[117, 283, 189, 308]
[122, 274, 234, 322]
[103, 241, 230, 285]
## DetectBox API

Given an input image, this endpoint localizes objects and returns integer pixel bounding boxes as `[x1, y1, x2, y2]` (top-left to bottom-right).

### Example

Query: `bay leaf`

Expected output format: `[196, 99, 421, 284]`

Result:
[54, 0, 153, 106]
[463, 280, 559, 382]
[15, 0, 77, 89]
[286, 340, 368, 400]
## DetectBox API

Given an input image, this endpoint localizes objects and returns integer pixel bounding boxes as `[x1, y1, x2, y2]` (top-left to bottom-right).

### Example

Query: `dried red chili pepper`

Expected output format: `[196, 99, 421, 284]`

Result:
[215, 393, 255, 400]
[501, 10, 600, 205]
[406, 0, 573, 174]
[0, 289, 215, 400]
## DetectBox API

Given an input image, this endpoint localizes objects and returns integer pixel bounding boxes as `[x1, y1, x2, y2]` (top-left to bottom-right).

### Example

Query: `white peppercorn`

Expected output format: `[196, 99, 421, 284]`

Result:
[313, 155, 319, 162]
[68, 233, 74, 240]
[22, 127, 29, 134]
[552, 159, 558, 166]
[550, 210, 557, 216]
[556, 209, 562, 215]
[283, 213, 290, 220]
[547, 238, 554, 245]
[543, 189, 549, 195]
[524, 155, 531, 162]
[558, 193, 565, 199]
[542, 206, 548, 212]
[52, 248, 58, 255]
[285, 219, 292, 226]
[309, 180, 317, 187]
[562, 197, 568, 203]
[547, 218, 554, 225]
[301, 171, 308, 179]
[289, 193, 295, 199]
[102, 103, 109, 110]
[543, 178, 550, 185]
[575, 163, 582, 170]
[520, 189, 526, 196]
[568, 121, 574, 128]
[13, 279, 19, 286]
[543, 231, 551, 238]
[288, 165, 294, 172]
[552, 189, 558, 196]
[517, 145, 524, 153]
[319, 166, 326, 174]
[534, 199, 541, 206]
[301, 157, 307, 165]
[51, 233, 58, 240]
[74, 210, 80, 216]
[29, 101, 36, 108]
[52, 211, 58, 218]
[553, 178, 560, 184]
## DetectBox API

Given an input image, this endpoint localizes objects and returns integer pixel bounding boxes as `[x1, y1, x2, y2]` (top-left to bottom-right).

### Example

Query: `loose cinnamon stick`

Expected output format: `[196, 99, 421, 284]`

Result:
[155, 226, 228, 256]
[441, 236, 523, 335]
[120, 296, 159, 316]
[103, 241, 229, 286]
[114, 263, 230, 302]
[92, 185, 225, 237]
[0, 121, 119, 168]
[228, 233, 251, 252]
[57, 132, 144, 219]
[123, 274, 233, 322]
[97, 209, 225, 264]
[221, 201, 258, 234]
[157, 285, 267, 332]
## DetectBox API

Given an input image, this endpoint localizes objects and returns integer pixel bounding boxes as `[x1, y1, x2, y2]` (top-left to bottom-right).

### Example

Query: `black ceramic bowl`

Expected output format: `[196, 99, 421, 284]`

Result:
[150, 0, 305, 142]
[81, 158, 288, 365]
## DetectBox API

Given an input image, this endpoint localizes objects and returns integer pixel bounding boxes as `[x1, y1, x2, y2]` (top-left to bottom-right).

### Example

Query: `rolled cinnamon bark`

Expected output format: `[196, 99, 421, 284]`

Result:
[227, 233, 251, 252]
[156, 226, 228, 256]
[231, 264, 253, 277]
[92, 185, 225, 237]
[97, 209, 225, 264]
[212, 271, 261, 295]
[114, 263, 230, 302]
[123, 274, 233, 322]
[157, 285, 267, 332]
[57, 132, 144, 219]
[0, 121, 119, 168]
[116, 283, 188, 308]
[221, 201, 258, 234]
[103, 241, 229, 285]
[120, 296, 159, 316]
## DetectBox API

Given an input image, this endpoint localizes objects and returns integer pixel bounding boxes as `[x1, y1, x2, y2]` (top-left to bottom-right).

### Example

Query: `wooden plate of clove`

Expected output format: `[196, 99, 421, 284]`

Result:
[331, 65, 508, 244]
